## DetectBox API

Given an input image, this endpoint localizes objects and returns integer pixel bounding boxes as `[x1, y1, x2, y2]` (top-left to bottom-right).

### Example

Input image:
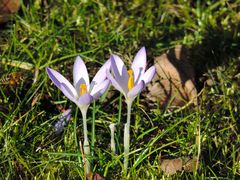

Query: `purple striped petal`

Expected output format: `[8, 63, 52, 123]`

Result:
[127, 80, 145, 99]
[131, 47, 146, 84]
[110, 55, 128, 93]
[46, 67, 77, 98]
[107, 70, 127, 97]
[54, 109, 72, 135]
[73, 56, 90, 94]
[60, 83, 78, 104]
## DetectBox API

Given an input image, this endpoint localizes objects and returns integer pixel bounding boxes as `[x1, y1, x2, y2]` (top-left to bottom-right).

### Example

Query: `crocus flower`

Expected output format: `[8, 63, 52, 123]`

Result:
[54, 109, 71, 135]
[46, 56, 110, 174]
[46, 56, 110, 110]
[106, 47, 156, 172]
[107, 47, 156, 103]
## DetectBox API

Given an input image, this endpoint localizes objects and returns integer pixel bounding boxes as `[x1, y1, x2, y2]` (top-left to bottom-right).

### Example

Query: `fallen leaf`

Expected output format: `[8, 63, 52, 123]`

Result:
[87, 173, 105, 180]
[147, 45, 198, 108]
[160, 156, 198, 175]
[0, 0, 20, 23]
[160, 158, 183, 175]
[0, 0, 20, 13]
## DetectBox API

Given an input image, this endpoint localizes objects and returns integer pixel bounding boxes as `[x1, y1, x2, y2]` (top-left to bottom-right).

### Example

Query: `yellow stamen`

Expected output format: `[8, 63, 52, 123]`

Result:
[128, 70, 134, 90]
[80, 84, 87, 95]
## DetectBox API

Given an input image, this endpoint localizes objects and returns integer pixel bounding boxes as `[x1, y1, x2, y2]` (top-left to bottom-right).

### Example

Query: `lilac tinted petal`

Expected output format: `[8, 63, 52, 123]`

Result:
[110, 54, 127, 76]
[91, 79, 110, 100]
[60, 83, 78, 103]
[141, 66, 156, 85]
[77, 93, 93, 106]
[110, 55, 128, 92]
[127, 80, 145, 99]
[106, 70, 127, 96]
[73, 56, 90, 90]
[90, 59, 111, 89]
[46, 67, 77, 98]
[131, 47, 147, 84]
[54, 109, 71, 135]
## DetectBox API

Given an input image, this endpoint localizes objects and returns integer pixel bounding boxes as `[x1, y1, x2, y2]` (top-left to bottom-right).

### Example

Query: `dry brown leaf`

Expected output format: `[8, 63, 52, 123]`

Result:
[0, 0, 20, 23]
[160, 158, 183, 175]
[87, 173, 105, 180]
[160, 156, 198, 175]
[147, 45, 197, 108]
[0, 0, 20, 13]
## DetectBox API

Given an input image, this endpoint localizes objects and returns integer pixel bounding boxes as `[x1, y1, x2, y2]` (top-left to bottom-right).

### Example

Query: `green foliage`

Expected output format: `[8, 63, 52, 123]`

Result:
[0, 0, 240, 178]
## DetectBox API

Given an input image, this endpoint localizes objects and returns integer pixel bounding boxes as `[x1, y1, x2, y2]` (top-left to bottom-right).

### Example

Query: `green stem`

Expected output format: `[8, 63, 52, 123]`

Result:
[196, 121, 201, 174]
[124, 100, 133, 172]
[80, 106, 91, 174]
[91, 101, 96, 157]
[117, 94, 123, 154]
[74, 108, 82, 164]
[118, 94, 122, 124]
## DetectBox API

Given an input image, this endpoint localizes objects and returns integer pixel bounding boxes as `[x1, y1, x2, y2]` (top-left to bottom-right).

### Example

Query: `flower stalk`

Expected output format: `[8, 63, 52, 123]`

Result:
[80, 106, 91, 174]
[109, 123, 116, 154]
[124, 100, 133, 171]
[91, 101, 96, 157]
[80, 107, 90, 152]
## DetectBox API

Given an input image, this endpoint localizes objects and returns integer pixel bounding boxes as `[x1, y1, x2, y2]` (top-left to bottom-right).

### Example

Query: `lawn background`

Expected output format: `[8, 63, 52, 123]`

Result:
[0, 0, 240, 179]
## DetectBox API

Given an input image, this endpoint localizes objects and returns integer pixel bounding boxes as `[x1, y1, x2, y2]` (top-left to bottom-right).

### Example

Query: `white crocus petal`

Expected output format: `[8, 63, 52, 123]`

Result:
[106, 70, 127, 97]
[141, 66, 156, 85]
[46, 68, 78, 98]
[131, 47, 147, 84]
[73, 56, 90, 90]
[91, 60, 111, 87]
[127, 80, 145, 99]
[111, 55, 128, 77]
[91, 79, 110, 100]
[110, 55, 128, 93]
[60, 83, 78, 104]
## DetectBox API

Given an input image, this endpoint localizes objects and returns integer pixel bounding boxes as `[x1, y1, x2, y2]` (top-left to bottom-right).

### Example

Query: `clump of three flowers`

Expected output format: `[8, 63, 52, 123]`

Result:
[46, 47, 156, 173]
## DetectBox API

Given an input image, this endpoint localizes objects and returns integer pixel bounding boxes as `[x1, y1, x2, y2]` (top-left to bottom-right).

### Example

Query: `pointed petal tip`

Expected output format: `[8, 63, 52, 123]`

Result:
[138, 46, 146, 55]
[75, 56, 83, 61]
[73, 55, 90, 87]
[140, 46, 146, 52]
[110, 54, 114, 59]
[110, 54, 122, 62]
[46, 67, 52, 74]
[110, 54, 116, 63]
[74, 56, 85, 69]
